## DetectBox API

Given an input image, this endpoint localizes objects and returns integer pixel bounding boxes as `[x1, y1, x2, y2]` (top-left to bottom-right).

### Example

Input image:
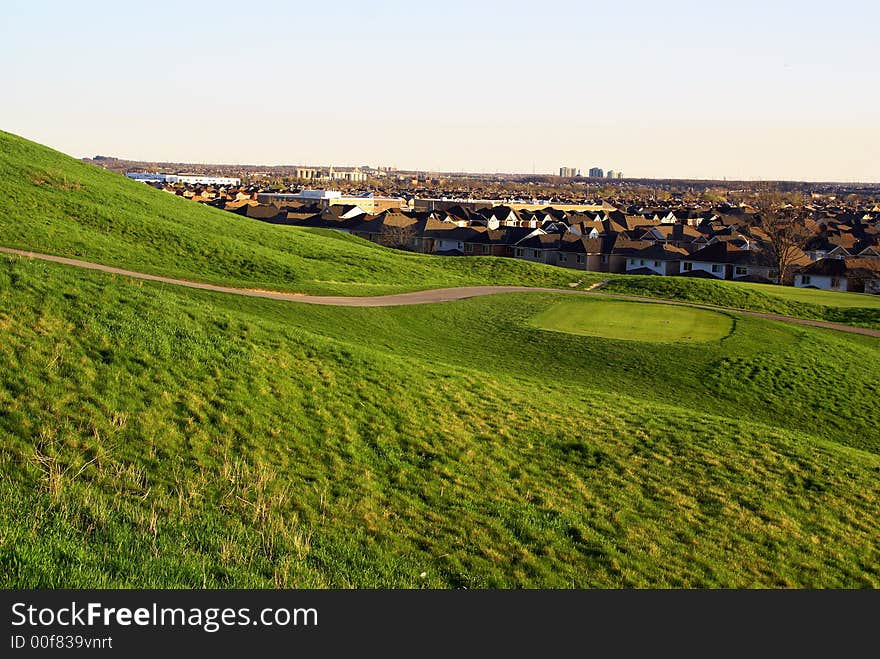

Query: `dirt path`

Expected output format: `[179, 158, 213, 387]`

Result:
[3, 246, 878, 337]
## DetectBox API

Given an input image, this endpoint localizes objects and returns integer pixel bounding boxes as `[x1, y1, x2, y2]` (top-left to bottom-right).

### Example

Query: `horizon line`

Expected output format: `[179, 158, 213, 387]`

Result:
[80, 153, 880, 187]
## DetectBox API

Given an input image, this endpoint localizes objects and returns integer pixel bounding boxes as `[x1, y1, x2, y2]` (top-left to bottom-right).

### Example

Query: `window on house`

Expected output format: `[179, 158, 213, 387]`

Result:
[457, 242, 463, 250]
[532, 250, 540, 259]
[682, 262, 693, 271]
[464, 243, 473, 253]
[735, 266, 747, 275]
[653, 261, 660, 267]
[801, 275, 811, 285]
[601, 255, 608, 263]
[577, 254, 585, 264]
[711, 264, 720, 273]
[558, 253, 567, 263]
[482, 245, 491, 255]
[831, 277, 841, 288]
[640, 259, 646, 266]
[515, 248, 524, 257]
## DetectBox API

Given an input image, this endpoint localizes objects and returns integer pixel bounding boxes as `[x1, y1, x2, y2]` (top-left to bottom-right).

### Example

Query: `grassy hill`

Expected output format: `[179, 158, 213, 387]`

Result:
[601, 276, 880, 330]
[1, 131, 879, 588]
[0, 130, 591, 295]
[1, 256, 878, 587]
[2, 129, 879, 328]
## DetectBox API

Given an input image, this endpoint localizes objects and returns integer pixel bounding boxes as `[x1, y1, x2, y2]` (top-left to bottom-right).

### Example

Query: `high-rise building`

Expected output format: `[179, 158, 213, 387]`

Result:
[559, 166, 579, 178]
[588, 167, 604, 178]
[606, 170, 615, 178]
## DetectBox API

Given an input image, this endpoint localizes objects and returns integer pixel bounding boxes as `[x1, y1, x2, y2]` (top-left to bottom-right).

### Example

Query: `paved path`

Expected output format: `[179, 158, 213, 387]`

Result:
[2, 246, 878, 337]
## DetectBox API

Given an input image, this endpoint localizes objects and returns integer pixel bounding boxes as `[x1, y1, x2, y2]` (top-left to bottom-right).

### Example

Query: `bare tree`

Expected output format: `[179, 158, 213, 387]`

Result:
[753, 193, 812, 285]
[377, 223, 417, 251]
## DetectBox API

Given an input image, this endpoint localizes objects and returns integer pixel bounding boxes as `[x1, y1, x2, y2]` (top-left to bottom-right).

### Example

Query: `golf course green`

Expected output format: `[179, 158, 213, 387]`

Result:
[530, 299, 734, 342]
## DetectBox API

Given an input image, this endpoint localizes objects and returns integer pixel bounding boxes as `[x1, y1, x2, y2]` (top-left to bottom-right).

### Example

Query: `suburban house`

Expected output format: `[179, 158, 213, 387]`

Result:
[554, 234, 590, 269]
[485, 206, 520, 228]
[803, 235, 858, 261]
[568, 220, 603, 239]
[511, 232, 562, 265]
[637, 223, 704, 247]
[619, 243, 689, 275]
[794, 258, 880, 293]
[418, 223, 483, 254]
[679, 242, 782, 283]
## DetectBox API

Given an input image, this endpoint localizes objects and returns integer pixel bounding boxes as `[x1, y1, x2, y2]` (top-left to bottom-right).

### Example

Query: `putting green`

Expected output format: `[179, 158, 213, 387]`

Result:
[531, 298, 734, 343]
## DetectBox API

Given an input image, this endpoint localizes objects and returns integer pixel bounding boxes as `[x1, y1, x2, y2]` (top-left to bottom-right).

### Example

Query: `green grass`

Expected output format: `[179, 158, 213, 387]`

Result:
[529, 299, 733, 343]
[2, 128, 877, 331]
[0, 130, 595, 295]
[725, 280, 880, 308]
[2, 130, 879, 588]
[1, 256, 878, 588]
[601, 276, 880, 330]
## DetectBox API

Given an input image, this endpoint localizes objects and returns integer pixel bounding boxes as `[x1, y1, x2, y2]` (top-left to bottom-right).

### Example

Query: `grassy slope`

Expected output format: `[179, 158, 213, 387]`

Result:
[529, 299, 734, 342]
[0, 130, 592, 295]
[3, 130, 879, 328]
[729, 282, 880, 309]
[2, 256, 879, 587]
[601, 276, 880, 330]
[259, 291, 880, 455]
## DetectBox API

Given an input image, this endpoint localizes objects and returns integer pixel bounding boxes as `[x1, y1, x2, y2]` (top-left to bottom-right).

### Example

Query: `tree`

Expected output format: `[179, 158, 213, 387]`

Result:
[377, 223, 417, 251]
[753, 193, 811, 285]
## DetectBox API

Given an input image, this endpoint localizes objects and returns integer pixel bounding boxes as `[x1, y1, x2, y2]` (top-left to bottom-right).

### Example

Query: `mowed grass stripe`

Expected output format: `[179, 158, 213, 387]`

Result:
[529, 299, 734, 343]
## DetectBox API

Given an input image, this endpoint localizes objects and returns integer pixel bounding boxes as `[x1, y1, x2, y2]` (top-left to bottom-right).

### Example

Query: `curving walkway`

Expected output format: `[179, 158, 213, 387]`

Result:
[2, 246, 878, 337]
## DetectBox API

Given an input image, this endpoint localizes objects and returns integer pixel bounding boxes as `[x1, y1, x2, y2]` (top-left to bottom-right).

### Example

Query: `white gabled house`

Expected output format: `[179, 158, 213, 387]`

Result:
[619, 243, 689, 276]
[679, 242, 780, 282]
[794, 257, 880, 293]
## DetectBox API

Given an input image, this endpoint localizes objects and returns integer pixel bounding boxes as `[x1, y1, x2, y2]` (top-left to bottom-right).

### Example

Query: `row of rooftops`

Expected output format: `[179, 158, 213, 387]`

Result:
[210, 197, 880, 268]
[152, 178, 878, 219]
[799, 257, 880, 278]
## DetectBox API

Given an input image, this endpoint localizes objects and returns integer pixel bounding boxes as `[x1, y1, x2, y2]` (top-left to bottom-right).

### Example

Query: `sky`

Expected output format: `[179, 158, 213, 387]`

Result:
[2, 0, 878, 181]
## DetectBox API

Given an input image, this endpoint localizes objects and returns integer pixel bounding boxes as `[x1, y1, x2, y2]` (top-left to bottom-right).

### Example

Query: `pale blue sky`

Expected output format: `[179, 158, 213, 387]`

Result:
[2, 1, 878, 180]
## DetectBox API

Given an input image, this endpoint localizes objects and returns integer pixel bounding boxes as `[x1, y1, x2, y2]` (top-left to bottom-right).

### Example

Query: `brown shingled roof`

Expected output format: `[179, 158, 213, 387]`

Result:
[800, 257, 880, 278]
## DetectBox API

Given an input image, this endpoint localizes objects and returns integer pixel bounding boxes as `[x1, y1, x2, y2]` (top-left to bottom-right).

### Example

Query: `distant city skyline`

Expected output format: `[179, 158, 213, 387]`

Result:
[2, 0, 878, 182]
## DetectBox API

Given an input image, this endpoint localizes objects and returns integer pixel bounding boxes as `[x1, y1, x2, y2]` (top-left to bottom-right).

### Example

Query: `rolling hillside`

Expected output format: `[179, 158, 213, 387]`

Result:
[2, 129, 879, 327]
[0, 130, 591, 295]
[2, 256, 879, 587]
[1, 132, 879, 587]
